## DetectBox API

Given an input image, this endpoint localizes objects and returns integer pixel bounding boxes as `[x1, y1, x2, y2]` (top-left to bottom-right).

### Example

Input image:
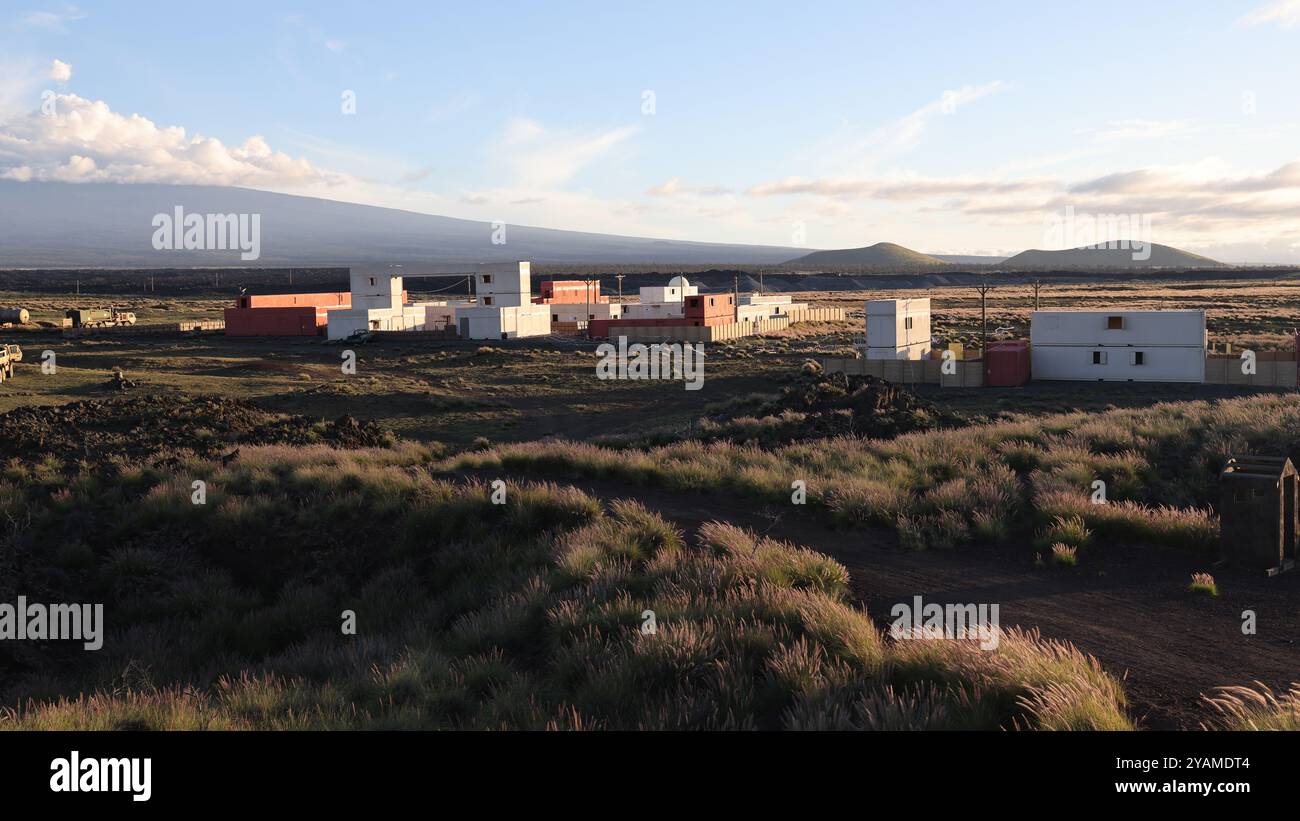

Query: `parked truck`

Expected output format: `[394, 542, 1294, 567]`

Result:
[0, 344, 21, 382]
[66, 307, 137, 328]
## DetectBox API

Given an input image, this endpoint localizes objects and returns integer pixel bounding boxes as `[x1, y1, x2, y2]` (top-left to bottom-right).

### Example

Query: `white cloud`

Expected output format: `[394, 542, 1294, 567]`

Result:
[646, 177, 731, 197]
[19, 6, 86, 32]
[648, 177, 682, 196]
[0, 93, 340, 187]
[1238, 0, 1300, 28]
[783, 81, 1009, 178]
[1089, 119, 1195, 141]
[747, 173, 1052, 200]
[494, 117, 638, 188]
[886, 82, 1007, 150]
[49, 59, 71, 83]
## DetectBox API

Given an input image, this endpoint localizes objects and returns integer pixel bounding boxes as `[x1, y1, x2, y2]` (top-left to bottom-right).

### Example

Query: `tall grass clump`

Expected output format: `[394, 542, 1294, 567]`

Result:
[1202, 683, 1300, 730]
[447, 392, 1300, 555]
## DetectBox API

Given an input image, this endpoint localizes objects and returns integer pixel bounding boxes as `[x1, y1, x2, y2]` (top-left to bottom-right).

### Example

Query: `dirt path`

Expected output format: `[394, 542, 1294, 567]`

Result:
[450, 467, 1300, 730]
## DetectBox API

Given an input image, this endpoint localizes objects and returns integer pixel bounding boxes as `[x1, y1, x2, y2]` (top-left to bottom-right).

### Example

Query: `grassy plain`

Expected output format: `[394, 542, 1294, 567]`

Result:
[2, 275, 1300, 730]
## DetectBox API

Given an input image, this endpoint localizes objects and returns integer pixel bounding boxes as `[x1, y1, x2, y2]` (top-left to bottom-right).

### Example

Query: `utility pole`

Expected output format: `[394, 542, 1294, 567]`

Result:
[759, 267, 764, 295]
[1032, 278, 1041, 311]
[976, 281, 993, 356]
[585, 277, 591, 339]
[616, 274, 625, 301]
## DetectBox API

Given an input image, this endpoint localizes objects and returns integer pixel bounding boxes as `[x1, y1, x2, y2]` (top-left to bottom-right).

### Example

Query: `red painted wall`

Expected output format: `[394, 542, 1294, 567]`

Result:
[685, 294, 736, 319]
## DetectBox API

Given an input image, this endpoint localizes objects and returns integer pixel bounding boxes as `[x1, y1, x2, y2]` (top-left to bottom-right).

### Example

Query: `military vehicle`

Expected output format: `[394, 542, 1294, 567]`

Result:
[0, 343, 21, 382]
[66, 307, 137, 328]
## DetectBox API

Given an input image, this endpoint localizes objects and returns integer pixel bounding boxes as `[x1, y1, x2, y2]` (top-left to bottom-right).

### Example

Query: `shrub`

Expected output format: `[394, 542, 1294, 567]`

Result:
[1036, 515, 1092, 551]
[1050, 543, 1077, 567]
[1188, 572, 1218, 598]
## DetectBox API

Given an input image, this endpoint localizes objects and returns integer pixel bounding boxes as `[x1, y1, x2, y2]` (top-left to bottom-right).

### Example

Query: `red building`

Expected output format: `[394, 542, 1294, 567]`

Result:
[224, 292, 352, 337]
[684, 293, 736, 326]
[535, 280, 608, 304]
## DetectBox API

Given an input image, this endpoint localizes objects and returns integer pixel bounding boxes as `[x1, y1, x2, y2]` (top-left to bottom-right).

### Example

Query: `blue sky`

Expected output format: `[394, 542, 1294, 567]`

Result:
[3, 1, 1300, 260]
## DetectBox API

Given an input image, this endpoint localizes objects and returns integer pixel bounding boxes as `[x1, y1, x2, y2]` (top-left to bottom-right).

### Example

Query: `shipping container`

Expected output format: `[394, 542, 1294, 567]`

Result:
[984, 340, 1031, 387]
[224, 306, 329, 336]
[865, 298, 931, 360]
[1030, 309, 1206, 382]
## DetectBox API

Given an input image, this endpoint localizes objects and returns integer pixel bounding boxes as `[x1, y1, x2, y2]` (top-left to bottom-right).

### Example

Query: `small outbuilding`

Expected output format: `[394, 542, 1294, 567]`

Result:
[984, 340, 1031, 387]
[1219, 455, 1298, 575]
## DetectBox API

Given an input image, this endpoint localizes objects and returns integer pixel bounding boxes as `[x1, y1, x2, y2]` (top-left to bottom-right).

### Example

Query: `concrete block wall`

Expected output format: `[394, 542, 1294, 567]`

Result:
[1206, 354, 1298, 387]
[820, 355, 982, 387]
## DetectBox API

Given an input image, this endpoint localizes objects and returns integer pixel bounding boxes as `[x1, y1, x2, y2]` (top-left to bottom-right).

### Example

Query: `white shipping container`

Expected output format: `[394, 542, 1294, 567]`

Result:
[1030, 309, 1206, 347]
[865, 298, 931, 359]
[1030, 309, 1207, 382]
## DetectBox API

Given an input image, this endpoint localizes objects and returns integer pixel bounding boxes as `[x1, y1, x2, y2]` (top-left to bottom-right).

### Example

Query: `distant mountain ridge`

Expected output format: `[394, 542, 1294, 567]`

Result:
[1002, 243, 1223, 269]
[932, 254, 1009, 264]
[783, 242, 946, 267]
[0, 182, 804, 267]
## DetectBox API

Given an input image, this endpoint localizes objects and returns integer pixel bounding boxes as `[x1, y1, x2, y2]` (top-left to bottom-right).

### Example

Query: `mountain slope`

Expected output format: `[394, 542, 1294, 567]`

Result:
[1003, 243, 1223, 269]
[0, 182, 804, 267]
[932, 254, 1008, 264]
[783, 242, 947, 267]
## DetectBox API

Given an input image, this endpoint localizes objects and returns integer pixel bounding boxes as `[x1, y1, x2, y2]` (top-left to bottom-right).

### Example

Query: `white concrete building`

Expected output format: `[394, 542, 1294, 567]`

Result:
[1030, 309, 1207, 382]
[623, 275, 700, 320]
[738, 294, 790, 306]
[548, 302, 622, 323]
[865, 298, 932, 360]
[327, 269, 429, 339]
[416, 300, 472, 332]
[738, 293, 807, 320]
[623, 301, 684, 320]
[638, 275, 698, 305]
[454, 263, 550, 339]
[327, 262, 550, 340]
[457, 304, 551, 339]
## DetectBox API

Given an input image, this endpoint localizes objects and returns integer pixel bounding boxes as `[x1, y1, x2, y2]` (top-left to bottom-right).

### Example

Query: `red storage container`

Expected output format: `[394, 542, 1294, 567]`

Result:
[588, 317, 697, 338]
[224, 306, 330, 336]
[985, 340, 1031, 386]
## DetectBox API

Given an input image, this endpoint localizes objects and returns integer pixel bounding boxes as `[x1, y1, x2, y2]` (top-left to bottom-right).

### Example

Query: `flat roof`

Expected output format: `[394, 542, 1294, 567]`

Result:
[1032, 308, 1205, 315]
